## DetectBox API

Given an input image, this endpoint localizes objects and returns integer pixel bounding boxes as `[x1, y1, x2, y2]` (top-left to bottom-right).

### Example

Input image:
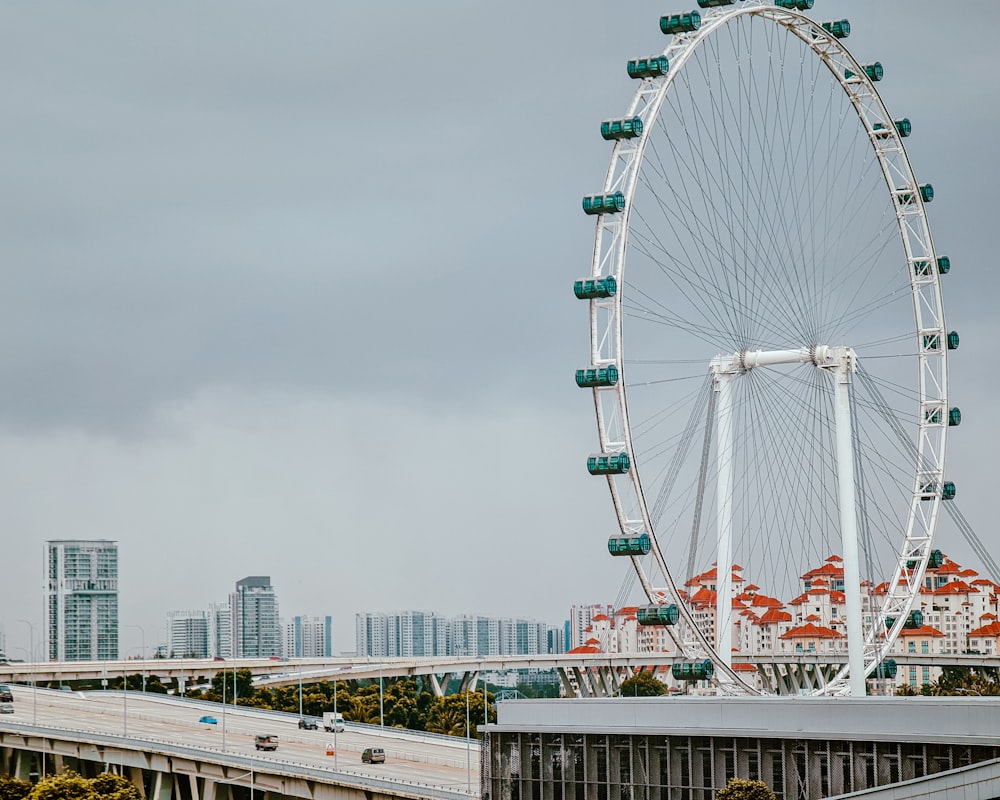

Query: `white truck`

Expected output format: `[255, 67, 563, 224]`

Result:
[322, 712, 345, 732]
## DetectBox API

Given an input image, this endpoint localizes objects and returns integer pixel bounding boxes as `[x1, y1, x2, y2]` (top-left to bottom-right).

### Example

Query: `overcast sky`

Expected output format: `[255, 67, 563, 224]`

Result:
[1, 1, 997, 659]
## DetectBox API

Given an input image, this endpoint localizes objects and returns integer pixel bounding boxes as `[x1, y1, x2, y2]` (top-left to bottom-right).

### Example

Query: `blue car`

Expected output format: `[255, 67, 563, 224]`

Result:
[199, 715, 218, 724]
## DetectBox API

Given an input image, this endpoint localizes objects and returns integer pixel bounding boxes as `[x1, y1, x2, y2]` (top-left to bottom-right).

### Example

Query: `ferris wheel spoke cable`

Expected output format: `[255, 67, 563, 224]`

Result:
[648, 373, 714, 530]
[685, 382, 717, 585]
[944, 504, 1000, 585]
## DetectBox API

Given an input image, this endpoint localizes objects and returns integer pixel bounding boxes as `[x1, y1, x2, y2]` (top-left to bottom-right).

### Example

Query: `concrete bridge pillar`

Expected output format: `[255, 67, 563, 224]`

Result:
[151, 769, 175, 800]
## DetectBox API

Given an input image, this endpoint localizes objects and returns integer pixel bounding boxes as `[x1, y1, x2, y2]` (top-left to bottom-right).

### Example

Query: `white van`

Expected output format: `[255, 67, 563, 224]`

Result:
[322, 712, 345, 732]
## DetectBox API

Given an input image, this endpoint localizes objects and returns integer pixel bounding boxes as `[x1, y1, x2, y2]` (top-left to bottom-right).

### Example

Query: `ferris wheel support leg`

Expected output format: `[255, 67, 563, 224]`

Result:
[833, 362, 866, 696]
[714, 370, 736, 670]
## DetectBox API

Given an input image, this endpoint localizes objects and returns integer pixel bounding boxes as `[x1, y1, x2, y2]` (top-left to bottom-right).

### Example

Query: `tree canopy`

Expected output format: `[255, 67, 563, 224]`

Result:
[716, 778, 778, 800]
[617, 672, 669, 697]
[0, 771, 141, 800]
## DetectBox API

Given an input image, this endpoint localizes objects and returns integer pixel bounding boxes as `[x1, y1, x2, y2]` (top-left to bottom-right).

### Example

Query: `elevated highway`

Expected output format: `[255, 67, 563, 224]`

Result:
[3, 652, 997, 697]
[0, 685, 479, 800]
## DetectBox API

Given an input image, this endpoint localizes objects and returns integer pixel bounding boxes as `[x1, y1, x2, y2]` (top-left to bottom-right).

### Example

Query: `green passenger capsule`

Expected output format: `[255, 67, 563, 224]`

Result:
[660, 11, 701, 35]
[573, 276, 618, 299]
[920, 481, 956, 500]
[846, 62, 883, 81]
[628, 55, 669, 79]
[873, 118, 911, 138]
[913, 258, 949, 277]
[947, 330, 959, 350]
[903, 610, 924, 629]
[698, 0, 735, 7]
[582, 192, 626, 215]
[607, 533, 651, 557]
[923, 406, 960, 425]
[601, 117, 643, 141]
[821, 19, 850, 38]
[672, 659, 714, 681]
[775, 0, 813, 8]
[587, 452, 630, 475]
[637, 604, 679, 626]
[575, 365, 620, 388]
[875, 659, 898, 679]
[910, 549, 944, 569]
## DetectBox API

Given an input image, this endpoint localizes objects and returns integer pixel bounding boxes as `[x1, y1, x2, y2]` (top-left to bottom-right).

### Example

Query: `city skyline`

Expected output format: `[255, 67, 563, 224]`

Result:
[1, 1, 998, 659]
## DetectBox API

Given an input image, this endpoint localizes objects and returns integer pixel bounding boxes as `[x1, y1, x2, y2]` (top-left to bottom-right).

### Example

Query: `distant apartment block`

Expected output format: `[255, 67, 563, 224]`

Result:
[45, 540, 119, 661]
[282, 615, 333, 658]
[167, 611, 209, 658]
[569, 604, 614, 651]
[356, 611, 562, 658]
[230, 576, 280, 658]
[208, 602, 232, 659]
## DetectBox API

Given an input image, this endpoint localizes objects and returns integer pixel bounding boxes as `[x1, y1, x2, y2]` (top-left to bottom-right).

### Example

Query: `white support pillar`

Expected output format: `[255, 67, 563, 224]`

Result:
[832, 358, 866, 696]
[714, 371, 737, 669]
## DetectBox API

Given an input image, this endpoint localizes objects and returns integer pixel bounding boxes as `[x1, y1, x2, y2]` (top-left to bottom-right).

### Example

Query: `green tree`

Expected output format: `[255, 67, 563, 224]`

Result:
[425, 691, 493, 739]
[0, 775, 31, 800]
[716, 778, 777, 800]
[89, 774, 141, 800]
[618, 672, 669, 697]
[26, 771, 96, 800]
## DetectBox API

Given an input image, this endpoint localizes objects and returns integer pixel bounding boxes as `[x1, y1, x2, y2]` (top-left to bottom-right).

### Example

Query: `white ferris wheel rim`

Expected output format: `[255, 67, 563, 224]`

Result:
[585, 1, 949, 695]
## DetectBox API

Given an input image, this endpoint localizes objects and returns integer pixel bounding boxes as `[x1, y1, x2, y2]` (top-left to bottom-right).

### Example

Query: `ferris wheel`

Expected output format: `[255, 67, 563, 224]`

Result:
[576, 0, 956, 695]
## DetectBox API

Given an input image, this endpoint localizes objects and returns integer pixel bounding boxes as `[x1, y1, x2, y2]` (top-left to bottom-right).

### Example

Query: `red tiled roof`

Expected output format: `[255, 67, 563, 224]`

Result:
[750, 595, 784, 608]
[754, 608, 793, 625]
[567, 645, 603, 654]
[933, 580, 976, 595]
[779, 623, 844, 640]
[802, 562, 844, 580]
[896, 625, 944, 638]
[969, 621, 1000, 638]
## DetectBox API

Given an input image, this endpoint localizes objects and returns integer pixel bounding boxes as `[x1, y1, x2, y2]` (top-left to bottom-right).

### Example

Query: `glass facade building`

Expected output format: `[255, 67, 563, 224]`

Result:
[45, 540, 119, 661]
[230, 576, 280, 658]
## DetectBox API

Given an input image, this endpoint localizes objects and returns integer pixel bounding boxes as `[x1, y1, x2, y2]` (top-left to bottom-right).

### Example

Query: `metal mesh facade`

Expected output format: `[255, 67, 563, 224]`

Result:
[484, 731, 1000, 800]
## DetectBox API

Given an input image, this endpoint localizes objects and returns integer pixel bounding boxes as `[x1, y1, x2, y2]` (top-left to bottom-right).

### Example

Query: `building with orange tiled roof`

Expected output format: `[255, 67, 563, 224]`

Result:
[777, 622, 846, 655]
[572, 551, 994, 693]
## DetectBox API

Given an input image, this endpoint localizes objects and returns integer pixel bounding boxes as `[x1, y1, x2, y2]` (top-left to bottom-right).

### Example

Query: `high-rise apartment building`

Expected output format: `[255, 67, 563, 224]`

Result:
[45, 540, 119, 661]
[569, 604, 614, 651]
[230, 576, 280, 658]
[167, 611, 209, 658]
[208, 602, 232, 659]
[281, 616, 333, 658]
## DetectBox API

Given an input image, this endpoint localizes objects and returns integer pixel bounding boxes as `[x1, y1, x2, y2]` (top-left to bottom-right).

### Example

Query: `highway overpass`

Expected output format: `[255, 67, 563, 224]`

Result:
[0, 685, 479, 800]
[3, 652, 999, 698]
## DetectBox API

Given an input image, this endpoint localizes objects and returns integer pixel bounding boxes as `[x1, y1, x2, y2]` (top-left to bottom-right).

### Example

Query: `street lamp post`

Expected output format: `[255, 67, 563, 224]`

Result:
[124, 625, 147, 692]
[12, 647, 36, 726]
[379, 665, 384, 730]
[16, 621, 38, 726]
[466, 678, 472, 795]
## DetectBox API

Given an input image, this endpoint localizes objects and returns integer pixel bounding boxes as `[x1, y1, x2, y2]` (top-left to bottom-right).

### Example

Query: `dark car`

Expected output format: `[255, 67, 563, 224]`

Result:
[0, 685, 12, 702]
[297, 718, 318, 730]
